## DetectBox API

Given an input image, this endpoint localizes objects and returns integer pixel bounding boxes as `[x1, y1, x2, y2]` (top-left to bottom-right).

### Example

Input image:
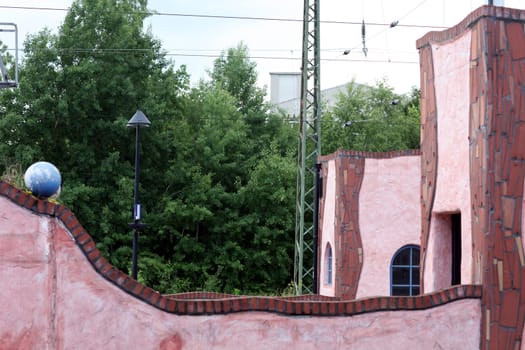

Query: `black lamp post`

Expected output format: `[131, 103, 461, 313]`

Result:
[127, 109, 151, 280]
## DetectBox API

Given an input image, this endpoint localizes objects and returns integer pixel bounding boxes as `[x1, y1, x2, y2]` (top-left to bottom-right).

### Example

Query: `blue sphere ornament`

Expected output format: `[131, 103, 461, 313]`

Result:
[24, 161, 62, 198]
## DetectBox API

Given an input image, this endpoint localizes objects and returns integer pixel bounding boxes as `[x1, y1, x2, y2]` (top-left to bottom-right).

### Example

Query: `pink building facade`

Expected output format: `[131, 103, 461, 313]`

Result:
[419, 6, 525, 348]
[319, 5, 525, 349]
[0, 182, 481, 349]
[317, 150, 421, 299]
[4, 5, 525, 349]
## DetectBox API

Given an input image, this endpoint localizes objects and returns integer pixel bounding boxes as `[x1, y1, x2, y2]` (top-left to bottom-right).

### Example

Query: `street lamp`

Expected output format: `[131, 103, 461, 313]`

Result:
[127, 109, 151, 280]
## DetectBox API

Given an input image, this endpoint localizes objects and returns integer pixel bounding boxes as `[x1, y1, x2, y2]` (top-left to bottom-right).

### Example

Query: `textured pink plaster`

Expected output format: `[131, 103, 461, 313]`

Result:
[0, 193, 482, 349]
[0, 197, 41, 235]
[356, 156, 421, 298]
[425, 30, 473, 292]
[426, 214, 452, 291]
[0, 198, 54, 348]
[33, 234, 490, 350]
[32, 220, 487, 349]
[319, 160, 336, 296]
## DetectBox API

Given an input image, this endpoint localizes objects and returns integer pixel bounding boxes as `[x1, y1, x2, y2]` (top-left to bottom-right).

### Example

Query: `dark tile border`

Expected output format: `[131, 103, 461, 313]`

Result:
[0, 179, 480, 316]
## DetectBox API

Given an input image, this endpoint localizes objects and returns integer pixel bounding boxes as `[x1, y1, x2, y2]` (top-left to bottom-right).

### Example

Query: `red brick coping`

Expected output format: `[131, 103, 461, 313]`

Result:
[318, 149, 420, 163]
[417, 5, 525, 49]
[0, 180, 481, 316]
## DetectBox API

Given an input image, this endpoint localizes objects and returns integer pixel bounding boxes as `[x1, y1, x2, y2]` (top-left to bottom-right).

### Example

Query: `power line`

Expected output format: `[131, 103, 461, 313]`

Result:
[0, 5, 446, 30]
[397, 0, 433, 23]
[5, 46, 418, 55]
[166, 53, 417, 64]
[0, 113, 405, 124]
[0, 2, 436, 67]
[341, 0, 437, 56]
[3, 47, 418, 64]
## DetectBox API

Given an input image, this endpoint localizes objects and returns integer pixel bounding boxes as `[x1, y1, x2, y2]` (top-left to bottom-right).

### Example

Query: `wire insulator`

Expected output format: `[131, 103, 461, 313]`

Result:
[361, 19, 368, 57]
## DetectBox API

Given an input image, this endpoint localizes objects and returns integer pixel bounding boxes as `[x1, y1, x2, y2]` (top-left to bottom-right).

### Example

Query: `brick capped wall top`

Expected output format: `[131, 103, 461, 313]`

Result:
[0, 179, 479, 316]
[317, 148, 421, 299]
[417, 5, 525, 49]
[417, 5, 525, 349]
[318, 149, 420, 163]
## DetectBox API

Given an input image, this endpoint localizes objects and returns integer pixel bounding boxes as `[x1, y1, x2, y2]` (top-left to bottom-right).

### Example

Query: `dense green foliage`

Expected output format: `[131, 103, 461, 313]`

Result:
[0, 0, 419, 295]
[322, 80, 420, 153]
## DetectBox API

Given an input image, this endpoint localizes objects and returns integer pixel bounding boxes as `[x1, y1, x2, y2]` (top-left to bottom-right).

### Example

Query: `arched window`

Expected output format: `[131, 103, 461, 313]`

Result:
[391, 245, 420, 296]
[324, 243, 333, 285]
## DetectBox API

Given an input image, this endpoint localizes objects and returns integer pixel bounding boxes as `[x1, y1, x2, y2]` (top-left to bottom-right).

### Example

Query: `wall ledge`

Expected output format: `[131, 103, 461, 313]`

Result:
[0, 180, 480, 316]
[417, 5, 525, 49]
[318, 149, 420, 163]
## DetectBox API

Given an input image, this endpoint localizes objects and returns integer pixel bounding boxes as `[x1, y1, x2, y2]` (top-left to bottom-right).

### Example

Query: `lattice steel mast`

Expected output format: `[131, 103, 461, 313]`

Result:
[294, 0, 321, 295]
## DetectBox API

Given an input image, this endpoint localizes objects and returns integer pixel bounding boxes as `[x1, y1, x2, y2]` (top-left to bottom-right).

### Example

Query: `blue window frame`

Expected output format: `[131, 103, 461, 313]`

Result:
[390, 245, 420, 296]
[325, 244, 333, 285]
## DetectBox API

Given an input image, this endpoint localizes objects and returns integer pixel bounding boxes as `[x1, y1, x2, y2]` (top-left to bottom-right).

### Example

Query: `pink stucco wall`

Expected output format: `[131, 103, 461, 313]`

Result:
[319, 160, 336, 296]
[424, 29, 473, 292]
[356, 156, 421, 298]
[426, 214, 453, 291]
[0, 193, 481, 349]
[0, 203, 53, 348]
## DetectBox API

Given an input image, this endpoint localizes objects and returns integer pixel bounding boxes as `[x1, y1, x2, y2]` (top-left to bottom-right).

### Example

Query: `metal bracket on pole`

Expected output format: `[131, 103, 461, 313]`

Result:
[0, 23, 18, 89]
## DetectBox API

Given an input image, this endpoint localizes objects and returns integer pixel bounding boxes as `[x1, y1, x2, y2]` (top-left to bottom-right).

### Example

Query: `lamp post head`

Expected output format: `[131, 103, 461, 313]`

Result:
[127, 110, 151, 128]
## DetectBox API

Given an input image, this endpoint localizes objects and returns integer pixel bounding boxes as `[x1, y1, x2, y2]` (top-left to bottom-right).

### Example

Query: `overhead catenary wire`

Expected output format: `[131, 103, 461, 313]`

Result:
[4, 113, 407, 124]
[2, 46, 423, 55]
[2, 46, 418, 64]
[397, 0, 433, 23]
[340, 0, 436, 56]
[0, 2, 438, 70]
[0, 1, 427, 94]
[381, 0, 392, 62]
[0, 5, 447, 30]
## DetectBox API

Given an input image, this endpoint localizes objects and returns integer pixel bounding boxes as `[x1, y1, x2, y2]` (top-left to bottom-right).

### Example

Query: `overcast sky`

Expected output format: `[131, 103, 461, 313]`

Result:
[1, 0, 525, 95]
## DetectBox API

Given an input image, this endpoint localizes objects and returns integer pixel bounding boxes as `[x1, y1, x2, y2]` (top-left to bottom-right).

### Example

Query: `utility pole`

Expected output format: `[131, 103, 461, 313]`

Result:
[294, 0, 321, 295]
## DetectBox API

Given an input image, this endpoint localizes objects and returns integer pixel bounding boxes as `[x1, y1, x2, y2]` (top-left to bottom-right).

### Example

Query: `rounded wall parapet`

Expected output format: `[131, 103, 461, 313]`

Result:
[0, 179, 480, 316]
[318, 149, 420, 163]
[417, 5, 525, 49]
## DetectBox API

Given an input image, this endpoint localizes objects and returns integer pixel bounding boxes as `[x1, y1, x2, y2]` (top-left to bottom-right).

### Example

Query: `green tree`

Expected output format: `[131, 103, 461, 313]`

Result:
[184, 47, 297, 294]
[209, 42, 266, 116]
[0, 0, 189, 277]
[322, 79, 420, 153]
[0, 0, 298, 295]
[239, 146, 296, 293]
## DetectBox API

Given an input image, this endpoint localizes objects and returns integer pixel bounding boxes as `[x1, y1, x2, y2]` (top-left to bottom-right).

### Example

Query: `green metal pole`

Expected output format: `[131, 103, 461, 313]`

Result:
[294, 0, 321, 295]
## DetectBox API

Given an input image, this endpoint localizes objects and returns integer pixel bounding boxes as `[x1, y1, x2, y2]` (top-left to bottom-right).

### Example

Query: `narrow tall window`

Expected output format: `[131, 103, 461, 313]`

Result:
[325, 244, 333, 285]
[451, 213, 462, 285]
[391, 245, 420, 296]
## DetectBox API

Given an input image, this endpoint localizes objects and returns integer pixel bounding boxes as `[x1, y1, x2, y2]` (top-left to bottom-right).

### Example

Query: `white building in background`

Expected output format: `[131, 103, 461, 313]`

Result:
[269, 72, 301, 116]
[270, 72, 354, 117]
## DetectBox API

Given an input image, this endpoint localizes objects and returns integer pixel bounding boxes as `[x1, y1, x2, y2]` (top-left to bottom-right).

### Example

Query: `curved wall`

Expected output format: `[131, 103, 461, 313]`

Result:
[319, 160, 336, 296]
[0, 182, 481, 349]
[417, 6, 525, 348]
[423, 28, 473, 292]
[357, 156, 421, 298]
